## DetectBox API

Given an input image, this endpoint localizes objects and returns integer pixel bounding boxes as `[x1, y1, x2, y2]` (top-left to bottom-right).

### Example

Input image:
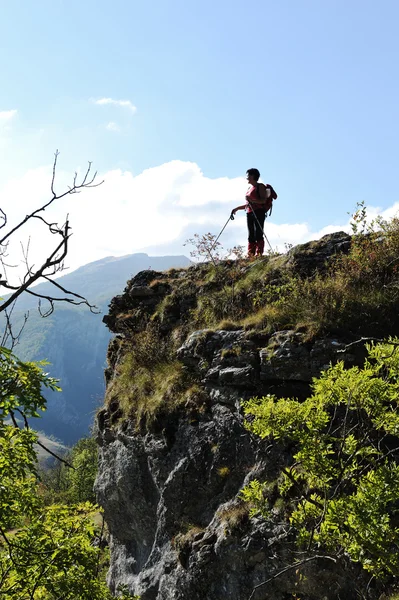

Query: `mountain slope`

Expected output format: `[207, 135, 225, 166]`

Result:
[7, 253, 191, 444]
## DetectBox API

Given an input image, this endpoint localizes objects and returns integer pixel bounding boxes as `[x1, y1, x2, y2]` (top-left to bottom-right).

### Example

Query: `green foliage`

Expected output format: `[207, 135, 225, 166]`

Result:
[240, 480, 269, 518]
[2, 503, 101, 599]
[40, 436, 98, 505]
[0, 346, 138, 599]
[106, 322, 208, 426]
[0, 347, 59, 530]
[0, 346, 60, 418]
[242, 340, 399, 578]
[181, 210, 399, 339]
[67, 437, 98, 503]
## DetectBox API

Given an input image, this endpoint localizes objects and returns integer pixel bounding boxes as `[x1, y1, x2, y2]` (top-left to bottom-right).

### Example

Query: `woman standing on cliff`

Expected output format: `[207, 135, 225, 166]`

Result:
[231, 168, 276, 257]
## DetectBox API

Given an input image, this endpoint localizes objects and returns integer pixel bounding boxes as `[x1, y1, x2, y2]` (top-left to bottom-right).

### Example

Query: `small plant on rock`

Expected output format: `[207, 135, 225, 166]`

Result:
[184, 233, 223, 266]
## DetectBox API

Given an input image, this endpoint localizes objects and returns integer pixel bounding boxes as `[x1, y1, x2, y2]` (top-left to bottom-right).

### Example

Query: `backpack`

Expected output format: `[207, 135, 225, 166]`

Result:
[257, 183, 278, 216]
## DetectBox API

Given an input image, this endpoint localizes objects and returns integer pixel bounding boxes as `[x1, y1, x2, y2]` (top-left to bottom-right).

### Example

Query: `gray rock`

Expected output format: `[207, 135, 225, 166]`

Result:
[310, 338, 346, 376]
[260, 332, 359, 383]
[260, 331, 311, 381]
[96, 401, 277, 599]
[129, 286, 155, 298]
[287, 231, 351, 276]
[176, 329, 214, 366]
[97, 316, 373, 599]
[218, 366, 257, 387]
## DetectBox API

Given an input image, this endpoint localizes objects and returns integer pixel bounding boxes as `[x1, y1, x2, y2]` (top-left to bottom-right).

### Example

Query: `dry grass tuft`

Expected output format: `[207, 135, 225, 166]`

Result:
[217, 502, 249, 530]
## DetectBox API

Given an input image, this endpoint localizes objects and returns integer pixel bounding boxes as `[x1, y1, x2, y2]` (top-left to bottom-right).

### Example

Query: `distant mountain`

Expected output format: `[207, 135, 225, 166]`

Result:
[7, 253, 191, 445]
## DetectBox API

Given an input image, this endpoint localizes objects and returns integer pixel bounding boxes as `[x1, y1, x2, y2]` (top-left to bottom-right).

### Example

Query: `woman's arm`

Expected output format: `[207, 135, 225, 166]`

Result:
[231, 204, 246, 215]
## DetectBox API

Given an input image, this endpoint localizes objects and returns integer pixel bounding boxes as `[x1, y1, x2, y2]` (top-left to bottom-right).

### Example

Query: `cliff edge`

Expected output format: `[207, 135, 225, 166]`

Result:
[95, 231, 399, 600]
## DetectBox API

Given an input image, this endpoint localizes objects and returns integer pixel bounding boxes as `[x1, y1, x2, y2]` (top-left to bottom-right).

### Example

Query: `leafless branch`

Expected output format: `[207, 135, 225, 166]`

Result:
[0, 208, 6, 230]
[37, 298, 55, 317]
[42, 274, 99, 312]
[337, 337, 384, 352]
[0, 153, 102, 363]
[0, 158, 101, 247]
[51, 149, 59, 197]
[0, 303, 29, 350]
[14, 408, 74, 469]
[21, 284, 98, 315]
[338, 337, 399, 359]
[32, 214, 61, 232]
[35, 439, 74, 468]
[0, 229, 70, 313]
[248, 554, 337, 600]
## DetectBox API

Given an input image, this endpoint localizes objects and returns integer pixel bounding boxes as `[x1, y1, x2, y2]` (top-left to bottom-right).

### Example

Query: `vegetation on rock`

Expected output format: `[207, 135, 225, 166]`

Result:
[243, 340, 399, 579]
[39, 436, 98, 505]
[104, 210, 399, 428]
[0, 346, 138, 599]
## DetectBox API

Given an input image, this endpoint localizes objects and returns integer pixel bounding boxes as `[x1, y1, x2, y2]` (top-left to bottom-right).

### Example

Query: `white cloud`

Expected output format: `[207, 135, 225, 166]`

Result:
[0, 159, 397, 282]
[106, 121, 120, 132]
[93, 98, 136, 113]
[0, 109, 17, 126]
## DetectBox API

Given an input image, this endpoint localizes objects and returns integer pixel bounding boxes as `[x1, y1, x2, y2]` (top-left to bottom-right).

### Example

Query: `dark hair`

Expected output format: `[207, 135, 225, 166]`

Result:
[246, 168, 260, 181]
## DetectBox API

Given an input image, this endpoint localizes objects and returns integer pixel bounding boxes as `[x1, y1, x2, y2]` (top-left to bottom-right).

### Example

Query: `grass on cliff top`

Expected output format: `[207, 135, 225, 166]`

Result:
[108, 211, 399, 424]
[107, 357, 185, 425]
[184, 215, 399, 339]
[105, 325, 206, 426]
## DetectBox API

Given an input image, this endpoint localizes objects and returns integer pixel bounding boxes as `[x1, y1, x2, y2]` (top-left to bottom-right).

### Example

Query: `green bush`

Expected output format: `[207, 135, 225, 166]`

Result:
[39, 437, 98, 505]
[242, 339, 399, 578]
[0, 346, 138, 599]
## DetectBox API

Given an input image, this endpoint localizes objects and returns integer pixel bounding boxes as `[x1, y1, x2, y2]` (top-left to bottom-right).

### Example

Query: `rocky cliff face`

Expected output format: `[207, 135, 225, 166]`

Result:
[95, 233, 386, 600]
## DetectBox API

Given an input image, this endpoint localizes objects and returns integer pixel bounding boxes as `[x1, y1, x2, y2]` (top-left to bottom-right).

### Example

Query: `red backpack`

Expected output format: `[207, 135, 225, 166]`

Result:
[257, 183, 278, 215]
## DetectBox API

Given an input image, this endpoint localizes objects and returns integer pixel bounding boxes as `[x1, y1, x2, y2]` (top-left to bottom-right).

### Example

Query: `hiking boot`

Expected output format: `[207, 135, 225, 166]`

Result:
[255, 240, 265, 256]
[248, 242, 257, 257]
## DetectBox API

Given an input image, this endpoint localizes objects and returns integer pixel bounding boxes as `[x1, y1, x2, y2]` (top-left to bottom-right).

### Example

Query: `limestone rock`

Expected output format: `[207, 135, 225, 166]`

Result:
[287, 231, 351, 275]
[260, 330, 358, 382]
[260, 331, 311, 381]
[95, 394, 370, 600]
[95, 240, 389, 600]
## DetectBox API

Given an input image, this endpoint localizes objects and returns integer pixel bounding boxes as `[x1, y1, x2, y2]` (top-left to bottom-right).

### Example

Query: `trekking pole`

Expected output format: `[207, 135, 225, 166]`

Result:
[246, 200, 273, 251]
[208, 213, 235, 255]
[197, 213, 235, 265]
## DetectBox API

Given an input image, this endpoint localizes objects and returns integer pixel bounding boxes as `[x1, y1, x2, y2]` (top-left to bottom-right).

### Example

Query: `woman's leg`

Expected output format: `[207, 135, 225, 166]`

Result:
[246, 213, 257, 256]
[254, 210, 266, 255]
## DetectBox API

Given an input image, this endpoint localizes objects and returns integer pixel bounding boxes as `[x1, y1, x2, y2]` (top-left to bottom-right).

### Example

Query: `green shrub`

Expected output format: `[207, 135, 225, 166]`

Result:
[39, 436, 98, 505]
[0, 346, 138, 600]
[242, 339, 399, 578]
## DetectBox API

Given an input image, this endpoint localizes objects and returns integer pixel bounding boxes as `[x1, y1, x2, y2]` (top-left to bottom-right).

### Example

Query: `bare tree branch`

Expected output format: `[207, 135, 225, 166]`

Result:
[248, 554, 338, 600]
[0, 151, 103, 318]
[14, 408, 74, 469]
[0, 301, 29, 350]
[0, 230, 70, 313]
[50, 149, 59, 197]
[337, 337, 384, 352]
[41, 274, 99, 312]
[0, 208, 6, 230]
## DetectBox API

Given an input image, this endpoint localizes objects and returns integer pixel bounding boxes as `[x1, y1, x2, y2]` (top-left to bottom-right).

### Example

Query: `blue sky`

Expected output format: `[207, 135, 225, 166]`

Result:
[1, 0, 399, 272]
